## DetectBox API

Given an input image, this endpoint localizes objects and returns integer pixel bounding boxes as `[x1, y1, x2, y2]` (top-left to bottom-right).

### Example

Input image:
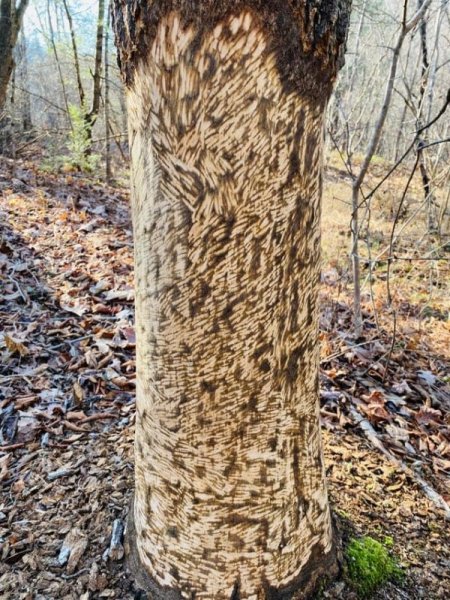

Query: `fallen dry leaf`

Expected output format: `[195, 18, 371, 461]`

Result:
[3, 334, 30, 357]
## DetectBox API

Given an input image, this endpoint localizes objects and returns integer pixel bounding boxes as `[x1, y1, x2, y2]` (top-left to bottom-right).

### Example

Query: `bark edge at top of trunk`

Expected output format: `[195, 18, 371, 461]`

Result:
[112, 0, 351, 102]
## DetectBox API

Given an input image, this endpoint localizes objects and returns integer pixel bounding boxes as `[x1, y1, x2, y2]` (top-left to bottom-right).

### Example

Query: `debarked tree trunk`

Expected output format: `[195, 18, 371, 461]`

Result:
[112, 2, 351, 598]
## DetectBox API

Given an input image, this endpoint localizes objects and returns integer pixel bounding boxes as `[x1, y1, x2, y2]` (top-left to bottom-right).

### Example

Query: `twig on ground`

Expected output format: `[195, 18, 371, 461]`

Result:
[8, 275, 28, 303]
[79, 413, 116, 423]
[47, 459, 85, 481]
[50, 335, 92, 350]
[321, 339, 381, 364]
[0, 443, 26, 452]
[61, 568, 90, 580]
[349, 406, 450, 520]
[62, 420, 89, 433]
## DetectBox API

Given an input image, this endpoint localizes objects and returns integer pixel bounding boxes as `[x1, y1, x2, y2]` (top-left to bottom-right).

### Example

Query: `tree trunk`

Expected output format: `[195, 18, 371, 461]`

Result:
[46, 0, 71, 123]
[85, 0, 105, 149]
[112, 2, 351, 598]
[62, 0, 85, 108]
[0, 0, 29, 116]
[104, 0, 112, 182]
[417, 0, 437, 233]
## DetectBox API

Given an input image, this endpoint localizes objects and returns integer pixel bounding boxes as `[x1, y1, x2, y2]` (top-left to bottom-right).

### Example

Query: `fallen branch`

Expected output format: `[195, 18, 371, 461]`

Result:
[61, 568, 90, 580]
[47, 459, 86, 482]
[47, 466, 79, 481]
[0, 443, 26, 452]
[79, 413, 116, 423]
[349, 406, 450, 520]
[62, 420, 89, 433]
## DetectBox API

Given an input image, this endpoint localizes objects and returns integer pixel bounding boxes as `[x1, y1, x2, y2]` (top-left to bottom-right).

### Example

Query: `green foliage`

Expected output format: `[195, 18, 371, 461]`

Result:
[66, 104, 100, 172]
[40, 134, 66, 173]
[40, 105, 101, 173]
[346, 536, 403, 597]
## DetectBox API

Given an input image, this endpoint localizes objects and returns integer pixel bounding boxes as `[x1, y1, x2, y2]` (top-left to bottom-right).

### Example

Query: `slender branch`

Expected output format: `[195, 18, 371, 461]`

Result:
[420, 137, 450, 149]
[86, 0, 105, 124]
[14, 84, 66, 113]
[46, 0, 71, 125]
[386, 151, 420, 305]
[62, 0, 85, 106]
[365, 87, 450, 201]
[405, 0, 433, 31]
[402, 0, 409, 28]
[382, 307, 397, 383]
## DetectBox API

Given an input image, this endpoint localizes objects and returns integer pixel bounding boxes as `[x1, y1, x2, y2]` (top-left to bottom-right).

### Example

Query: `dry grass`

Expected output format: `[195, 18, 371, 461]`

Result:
[322, 150, 450, 316]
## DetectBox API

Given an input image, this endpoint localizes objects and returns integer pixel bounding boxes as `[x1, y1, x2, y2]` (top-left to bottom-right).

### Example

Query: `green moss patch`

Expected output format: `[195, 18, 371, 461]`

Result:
[345, 536, 403, 597]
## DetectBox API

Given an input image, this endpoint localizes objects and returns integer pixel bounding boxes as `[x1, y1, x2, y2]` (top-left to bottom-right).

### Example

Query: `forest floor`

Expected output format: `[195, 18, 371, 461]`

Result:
[0, 156, 449, 599]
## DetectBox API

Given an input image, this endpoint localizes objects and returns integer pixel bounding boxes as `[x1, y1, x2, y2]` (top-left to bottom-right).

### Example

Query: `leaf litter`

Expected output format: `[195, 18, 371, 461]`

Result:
[1, 156, 449, 598]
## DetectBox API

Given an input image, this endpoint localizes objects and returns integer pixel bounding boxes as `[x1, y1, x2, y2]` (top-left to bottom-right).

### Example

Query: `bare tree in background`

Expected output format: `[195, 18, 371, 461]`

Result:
[104, 0, 112, 181]
[57, 0, 106, 150]
[84, 0, 105, 148]
[62, 0, 85, 109]
[0, 0, 30, 115]
[349, 0, 432, 335]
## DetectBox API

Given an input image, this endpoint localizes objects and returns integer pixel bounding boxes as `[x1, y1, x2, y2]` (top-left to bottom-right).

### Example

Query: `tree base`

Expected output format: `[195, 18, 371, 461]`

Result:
[125, 495, 341, 600]
[125, 494, 183, 599]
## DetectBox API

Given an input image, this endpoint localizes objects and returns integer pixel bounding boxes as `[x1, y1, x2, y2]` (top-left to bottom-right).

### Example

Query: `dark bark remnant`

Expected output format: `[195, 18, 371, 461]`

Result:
[126, 498, 184, 600]
[112, 0, 351, 103]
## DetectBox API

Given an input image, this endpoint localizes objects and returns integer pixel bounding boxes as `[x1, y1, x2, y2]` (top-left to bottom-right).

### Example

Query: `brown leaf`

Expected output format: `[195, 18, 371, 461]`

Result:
[121, 326, 136, 345]
[415, 406, 442, 426]
[12, 479, 25, 495]
[66, 411, 87, 421]
[360, 389, 391, 422]
[62, 420, 89, 433]
[360, 403, 391, 422]
[4, 334, 30, 357]
[14, 395, 38, 409]
[391, 380, 413, 395]
[73, 382, 84, 406]
[385, 424, 409, 442]
[61, 303, 87, 317]
[361, 389, 386, 405]
[433, 457, 450, 474]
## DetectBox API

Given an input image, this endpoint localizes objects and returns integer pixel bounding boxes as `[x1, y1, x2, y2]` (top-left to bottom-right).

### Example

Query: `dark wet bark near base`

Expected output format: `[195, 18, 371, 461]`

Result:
[126, 496, 184, 600]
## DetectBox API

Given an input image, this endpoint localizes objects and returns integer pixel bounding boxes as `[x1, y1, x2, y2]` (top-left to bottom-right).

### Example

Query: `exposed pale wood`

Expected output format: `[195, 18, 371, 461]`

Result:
[113, 2, 351, 598]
